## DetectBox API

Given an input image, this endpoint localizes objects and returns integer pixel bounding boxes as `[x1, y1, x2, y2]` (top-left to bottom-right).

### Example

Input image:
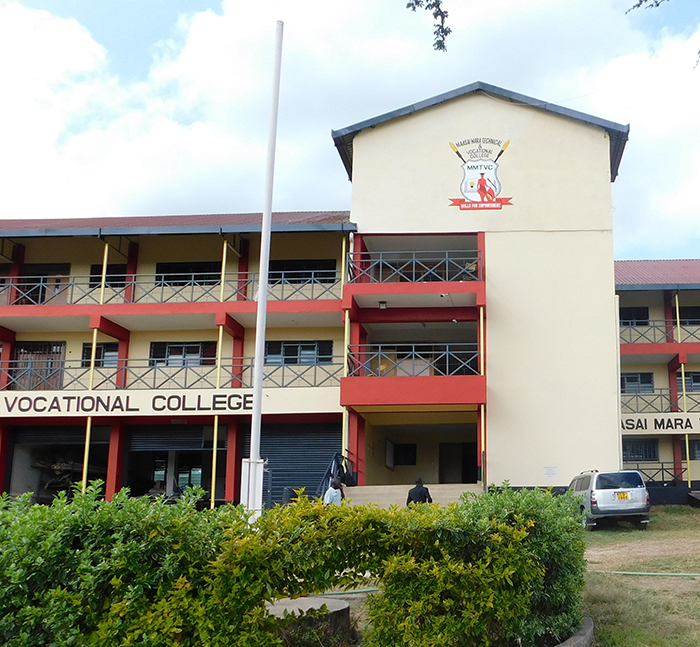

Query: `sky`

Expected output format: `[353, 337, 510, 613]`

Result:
[1, 0, 700, 260]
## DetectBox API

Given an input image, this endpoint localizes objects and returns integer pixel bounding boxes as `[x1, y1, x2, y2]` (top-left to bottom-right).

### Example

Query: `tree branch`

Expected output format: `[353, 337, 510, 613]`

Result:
[406, 0, 452, 51]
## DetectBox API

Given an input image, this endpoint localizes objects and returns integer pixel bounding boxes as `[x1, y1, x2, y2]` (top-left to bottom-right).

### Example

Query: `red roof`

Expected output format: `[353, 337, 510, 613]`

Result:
[615, 260, 700, 286]
[0, 211, 351, 231]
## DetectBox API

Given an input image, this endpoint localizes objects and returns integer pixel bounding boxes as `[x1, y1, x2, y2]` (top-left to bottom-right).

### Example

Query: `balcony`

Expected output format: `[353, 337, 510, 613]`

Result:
[621, 389, 700, 414]
[0, 357, 344, 391]
[620, 320, 700, 344]
[346, 343, 479, 377]
[0, 270, 342, 306]
[347, 250, 482, 284]
[342, 343, 485, 408]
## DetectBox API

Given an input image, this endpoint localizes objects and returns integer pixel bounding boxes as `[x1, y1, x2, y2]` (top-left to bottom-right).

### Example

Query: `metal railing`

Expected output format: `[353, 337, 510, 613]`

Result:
[0, 270, 341, 306]
[623, 462, 687, 486]
[0, 357, 344, 391]
[620, 388, 700, 413]
[347, 343, 480, 377]
[620, 320, 700, 344]
[347, 250, 482, 284]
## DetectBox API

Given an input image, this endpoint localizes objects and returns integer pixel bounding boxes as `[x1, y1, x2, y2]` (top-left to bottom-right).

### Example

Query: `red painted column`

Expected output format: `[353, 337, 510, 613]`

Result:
[117, 338, 130, 389]
[237, 238, 250, 301]
[476, 232, 485, 281]
[0, 329, 15, 390]
[225, 420, 242, 502]
[348, 409, 365, 485]
[231, 335, 245, 388]
[8, 243, 25, 305]
[124, 242, 139, 304]
[668, 360, 679, 412]
[105, 421, 126, 501]
[0, 421, 10, 494]
[664, 290, 675, 342]
[673, 435, 684, 481]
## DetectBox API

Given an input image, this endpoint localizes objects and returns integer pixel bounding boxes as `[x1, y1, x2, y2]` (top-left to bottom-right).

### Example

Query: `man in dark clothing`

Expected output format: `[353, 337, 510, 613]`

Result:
[406, 477, 433, 505]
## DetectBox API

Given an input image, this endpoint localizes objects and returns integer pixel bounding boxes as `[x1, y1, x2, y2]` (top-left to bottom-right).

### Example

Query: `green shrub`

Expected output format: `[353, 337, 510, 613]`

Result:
[0, 483, 585, 647]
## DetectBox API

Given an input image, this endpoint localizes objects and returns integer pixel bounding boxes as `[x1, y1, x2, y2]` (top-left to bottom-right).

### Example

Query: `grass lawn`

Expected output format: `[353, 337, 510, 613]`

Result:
[584, 505, 700, 647]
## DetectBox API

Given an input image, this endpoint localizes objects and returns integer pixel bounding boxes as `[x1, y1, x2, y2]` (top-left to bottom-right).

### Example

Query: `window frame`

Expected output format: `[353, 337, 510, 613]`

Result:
[622, 438, 659, 462]
[621, 372, 654, 394]
[264, 340, 333, 366]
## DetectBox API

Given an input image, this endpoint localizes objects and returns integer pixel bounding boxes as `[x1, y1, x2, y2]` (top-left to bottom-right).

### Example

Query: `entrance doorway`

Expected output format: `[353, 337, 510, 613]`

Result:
[439, 442, 478, 483]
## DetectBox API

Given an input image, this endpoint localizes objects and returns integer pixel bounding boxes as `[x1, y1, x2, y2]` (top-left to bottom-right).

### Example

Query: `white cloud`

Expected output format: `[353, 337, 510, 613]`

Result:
[2, 0, 700, 259]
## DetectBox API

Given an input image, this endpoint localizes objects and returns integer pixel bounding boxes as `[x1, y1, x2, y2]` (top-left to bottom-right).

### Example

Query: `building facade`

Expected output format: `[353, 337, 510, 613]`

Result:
[618, 260, 700, 490]
[0, 82, 639, 504]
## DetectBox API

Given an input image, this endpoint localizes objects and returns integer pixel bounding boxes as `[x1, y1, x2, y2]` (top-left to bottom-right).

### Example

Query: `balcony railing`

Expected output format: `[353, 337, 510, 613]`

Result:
[620, 320, 700, 344]
[623, 462, 687, 486]
[0, 270, 341, 306]
[0, 357, 344, 391]
[347, 343, 480, 377]
[347, 250, 481, 284]
[621, 388, 700, 413]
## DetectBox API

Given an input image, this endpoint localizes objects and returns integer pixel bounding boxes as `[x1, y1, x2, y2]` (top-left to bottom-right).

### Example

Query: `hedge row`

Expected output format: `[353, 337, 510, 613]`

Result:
[0, 484, 585, 647]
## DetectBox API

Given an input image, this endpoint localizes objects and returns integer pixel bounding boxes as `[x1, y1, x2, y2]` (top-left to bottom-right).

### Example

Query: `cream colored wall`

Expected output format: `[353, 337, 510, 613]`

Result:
[364, 424, 476, 485]
[244, 327, 344, 357]
[246, 232, 345, 273]
[14, 331, 115, 361]
[17, 237, 106, 277]
[484, 230, 620, 486]
[133, 235, 239, 275]
[617, 291, 666, 321]
[350, 92, 612, 234]
[619, 363, 669, 389]
[129, 330, 229, 360]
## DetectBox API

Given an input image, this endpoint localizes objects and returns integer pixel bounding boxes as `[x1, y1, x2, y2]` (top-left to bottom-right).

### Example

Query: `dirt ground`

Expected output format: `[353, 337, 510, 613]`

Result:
[586, 538, 700, 593]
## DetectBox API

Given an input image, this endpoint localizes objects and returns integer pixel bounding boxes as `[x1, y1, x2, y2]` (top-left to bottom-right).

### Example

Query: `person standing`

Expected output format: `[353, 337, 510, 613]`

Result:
[323, 477, 345, 505]
[406, 477, 433, 505]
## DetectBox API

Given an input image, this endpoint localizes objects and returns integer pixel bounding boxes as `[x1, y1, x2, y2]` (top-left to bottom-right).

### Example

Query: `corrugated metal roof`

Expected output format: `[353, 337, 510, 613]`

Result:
[615, 259, 700, 290]
[0, 211, 354, 238]
[332, 81, 629, 183]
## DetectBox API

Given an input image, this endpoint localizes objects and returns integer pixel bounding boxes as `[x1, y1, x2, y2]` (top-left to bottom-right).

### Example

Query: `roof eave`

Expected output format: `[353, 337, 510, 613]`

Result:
[331, 81, 630, 182]
[0, 222, 357, 239]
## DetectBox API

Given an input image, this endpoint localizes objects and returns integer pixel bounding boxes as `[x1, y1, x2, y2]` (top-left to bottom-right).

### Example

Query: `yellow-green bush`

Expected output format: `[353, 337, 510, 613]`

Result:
[0, 484, 584, 647]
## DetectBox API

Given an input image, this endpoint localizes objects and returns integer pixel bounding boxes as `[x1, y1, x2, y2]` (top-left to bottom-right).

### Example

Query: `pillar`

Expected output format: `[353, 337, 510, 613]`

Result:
[105, 421, 126, 501]
[0, 421, 10, 494]
[237, 238, 250, 301]
[124, 242, 139, 303]
[348, 409, 365, 485]
[225, 420, 242, 502]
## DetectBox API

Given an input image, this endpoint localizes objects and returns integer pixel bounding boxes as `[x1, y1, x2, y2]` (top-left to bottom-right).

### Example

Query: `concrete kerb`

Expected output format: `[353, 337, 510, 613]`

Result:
[557, 616, 594, 647]
[268, 596, 593, 647]
[266, 596, 351, 633]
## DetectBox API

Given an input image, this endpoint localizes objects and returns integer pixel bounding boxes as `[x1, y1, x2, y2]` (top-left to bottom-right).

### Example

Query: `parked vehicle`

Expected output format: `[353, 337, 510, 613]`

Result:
[568, 470, 650, 530]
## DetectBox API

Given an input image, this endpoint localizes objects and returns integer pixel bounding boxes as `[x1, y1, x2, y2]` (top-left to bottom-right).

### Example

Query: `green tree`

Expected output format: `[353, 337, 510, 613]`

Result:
[406, 0, 452, 51]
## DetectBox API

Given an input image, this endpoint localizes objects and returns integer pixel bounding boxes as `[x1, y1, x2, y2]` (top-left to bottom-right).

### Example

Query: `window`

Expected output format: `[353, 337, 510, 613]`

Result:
[149, 342, 217, 367]
[393, 443, 417, 466]
[81, 343, 119, 368]
[265, 340, 333, 365]
[89, 264, 127, 288]
[622, 439, 659, 462]
[621, 373, 654, 394]
[680, 440, 700, 461]
[269, 259, 336, 284]
[677, 372, 700, 392]
[155, 262, 220, 287]
[12, 342, 66, 390]
[619, 306, 649, 326]
[679, 306, 700, 326]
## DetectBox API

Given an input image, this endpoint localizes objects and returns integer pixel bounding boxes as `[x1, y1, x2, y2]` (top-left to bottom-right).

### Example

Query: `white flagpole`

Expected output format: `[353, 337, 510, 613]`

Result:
[242, 20, 284, 519]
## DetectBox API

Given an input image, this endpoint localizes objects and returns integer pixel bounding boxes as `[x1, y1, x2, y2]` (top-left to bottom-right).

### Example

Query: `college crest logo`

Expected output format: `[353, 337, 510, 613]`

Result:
[449, 138, 512, 210]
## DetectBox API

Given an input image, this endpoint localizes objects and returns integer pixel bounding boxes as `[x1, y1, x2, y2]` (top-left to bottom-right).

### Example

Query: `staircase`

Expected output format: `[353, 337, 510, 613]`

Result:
[343, 483, 483, 508]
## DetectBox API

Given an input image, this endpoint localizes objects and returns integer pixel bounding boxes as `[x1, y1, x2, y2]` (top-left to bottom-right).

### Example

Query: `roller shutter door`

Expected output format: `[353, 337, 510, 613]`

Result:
[13, 426, 110, 445]
[242, 423, 341, 505]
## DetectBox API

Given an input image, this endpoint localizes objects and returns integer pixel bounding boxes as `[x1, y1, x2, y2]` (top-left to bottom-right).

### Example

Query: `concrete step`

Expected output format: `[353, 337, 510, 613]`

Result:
[343, 483, 483, 508]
